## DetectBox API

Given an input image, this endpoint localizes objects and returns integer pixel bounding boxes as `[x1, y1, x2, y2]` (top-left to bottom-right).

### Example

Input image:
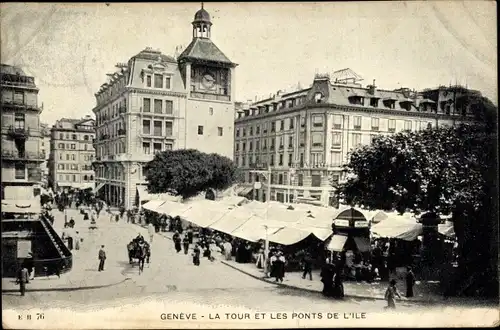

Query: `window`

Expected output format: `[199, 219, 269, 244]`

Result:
[279, 154, 283, 166]
[301, 116, 306, 127]
[243, 128, 246, 136]
[314, 92, 323, 103]
[312, 133, 323, 147]
[288, 153, 293, 166]
[218, 127, 223, 136]
[300, 153, 304, 165]
[371, 118, 379, 131]
[279, 136, 284, 148]
[332, 132, 341, 146]
[311, 174, 322, 187]
[142, 120, 150, 134]
[198, 126, 204, 135]
[59, 153, 63, 160]
[333, 115, 342, 129]
[298, 174, 303, 186]
[388, 119, 396, 132]
[289, 118, 294, 129]
[209, 107, 214, 116]
[371, 135, 378, 144]
[143, 142, 151, 154]
[71, 144, 76, 150]
[249, 126, 253, 136]
[72, 174, 76, 182]
[58, 164, 64, 170]
[143, 98, 151, 112]
[153, 143, 162, 154]
[280, 120, 285, 131]
[242, 142, 246, 151]
[242, 155, 246, 166]
[14, 91, 24, 104]
[15, 163, 25, 179]
[71, 154, 76, 160]
[404, 120, 412, 131]
[146, 75, 152, 87]
[236, 129, 240, 137]
[83, 175, 88, 181]
[165, 122, 173, 136]
[84, 135, 89, 141]
[14, 113, 25, 129]
[59, 133, 64, 140]
[66, 154, 70, 160]
[256, 141, 260, 150]
[370, 98, 379, 107]
[165, 143, 173, 150]
[270, 138, 275, 150]
[311, 153, 324, 165]
[299, 132, 306, 147]
[58, 143, 65, 149]
[271, 122, 276, 132]
[312, 115, 324, 127]
[256, 126, 260, 134]
[154, 99, 163, 113]
[352, 133, 362, 147]
[331, 152, 342, 166]
[427, 122, 433, 129]
[154, 74, 163, 88]
[270, 154, 275, 166]
[72, 134, 77, 140]
[288, 136, 293, 148]
[164, 101, 173, 115]
[353, 116, 362, 130]
[153, 121, 162, 136]
[235, 143, 240, 152]
[165, 77, 171, 89]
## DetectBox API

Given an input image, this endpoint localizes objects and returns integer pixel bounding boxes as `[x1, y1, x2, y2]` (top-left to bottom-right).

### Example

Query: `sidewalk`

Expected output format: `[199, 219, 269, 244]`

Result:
[221, 259, 450, 304]
[2, 208, 130, 293]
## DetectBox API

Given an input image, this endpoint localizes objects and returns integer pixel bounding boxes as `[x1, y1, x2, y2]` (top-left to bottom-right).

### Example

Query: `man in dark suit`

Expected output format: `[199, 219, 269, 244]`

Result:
[98, 245, 106, 271]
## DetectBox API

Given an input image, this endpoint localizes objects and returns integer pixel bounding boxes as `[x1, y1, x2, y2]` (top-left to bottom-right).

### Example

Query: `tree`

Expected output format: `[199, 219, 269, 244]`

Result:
[144, 149, 239, 200]
[336, 115, 497, 297]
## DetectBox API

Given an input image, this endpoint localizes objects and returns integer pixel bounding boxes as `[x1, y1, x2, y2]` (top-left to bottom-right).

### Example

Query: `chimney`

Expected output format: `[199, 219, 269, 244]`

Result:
[368, 79, 377, 95]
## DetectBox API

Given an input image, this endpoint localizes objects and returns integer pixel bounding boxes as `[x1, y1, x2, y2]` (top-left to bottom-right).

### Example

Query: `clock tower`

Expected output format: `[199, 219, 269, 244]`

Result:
[177, 4, 238, 159]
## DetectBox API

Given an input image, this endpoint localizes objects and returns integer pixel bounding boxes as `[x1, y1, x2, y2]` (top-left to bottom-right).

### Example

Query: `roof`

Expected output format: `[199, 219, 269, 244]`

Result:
[132, 48, 176, 63]
[178, 38, 235, 66]
[194, 8, 211, 23]
[0, 64, 27, 76]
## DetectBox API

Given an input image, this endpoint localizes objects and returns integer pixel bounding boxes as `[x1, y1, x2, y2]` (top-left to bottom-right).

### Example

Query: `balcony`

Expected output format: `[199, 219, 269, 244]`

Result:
[1, 150, 45, 161]
[1, 100, 40, 111]
[7, 126, 30, 140]
[190, 91, 231, 102]
[118, 129, 126, 136]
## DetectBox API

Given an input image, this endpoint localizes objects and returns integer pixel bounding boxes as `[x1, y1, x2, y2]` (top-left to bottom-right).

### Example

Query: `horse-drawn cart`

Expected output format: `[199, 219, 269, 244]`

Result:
[127, 240, 151, 272]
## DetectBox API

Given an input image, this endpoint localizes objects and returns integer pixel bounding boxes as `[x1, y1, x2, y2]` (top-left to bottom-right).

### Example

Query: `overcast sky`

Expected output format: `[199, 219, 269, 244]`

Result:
[1, 1, 497, 125]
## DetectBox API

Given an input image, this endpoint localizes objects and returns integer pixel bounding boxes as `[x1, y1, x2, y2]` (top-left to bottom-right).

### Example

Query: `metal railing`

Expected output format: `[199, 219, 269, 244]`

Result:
[7, 126, 30, 137]
[190, 91, 230, 102]
[1, 150, 45, 160]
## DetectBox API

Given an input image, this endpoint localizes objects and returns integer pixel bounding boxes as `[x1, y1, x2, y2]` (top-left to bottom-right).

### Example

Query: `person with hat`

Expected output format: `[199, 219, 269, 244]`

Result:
[384, 279, 402, 309]
[192, 243, 201, 266]
[74, 231, 81, 250]
[274, 251, 286, 283]
[173, 231, 182, 253]
[98, 245, 106, 272]
[182, 234, 190, 255]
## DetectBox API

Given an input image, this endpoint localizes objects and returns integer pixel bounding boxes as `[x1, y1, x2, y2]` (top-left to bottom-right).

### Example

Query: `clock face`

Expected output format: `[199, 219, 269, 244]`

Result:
[202, 73, 216, 89]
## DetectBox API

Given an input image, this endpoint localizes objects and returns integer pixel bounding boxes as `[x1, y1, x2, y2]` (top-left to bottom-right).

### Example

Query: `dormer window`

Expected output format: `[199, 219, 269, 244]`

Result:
[314, 92, 323, 103]
[370, 98, 379, 107]
[146, 75, 152, 87]
[400, 100, 413, 111]
[383, 99, 396, 109]
[348, 96, 364, 105]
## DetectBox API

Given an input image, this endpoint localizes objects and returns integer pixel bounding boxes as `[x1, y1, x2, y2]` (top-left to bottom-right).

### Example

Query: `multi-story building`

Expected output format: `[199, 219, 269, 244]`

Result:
[1, 64, 44, 200]
[48, 116, 95, 191]
[39, 123, 51, 186]
[92, 5, 237, 209]
[234, 69, 476, 207]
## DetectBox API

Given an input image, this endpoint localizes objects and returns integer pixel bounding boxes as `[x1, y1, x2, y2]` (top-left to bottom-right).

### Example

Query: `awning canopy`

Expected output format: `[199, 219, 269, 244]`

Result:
[267, 227, 312, 245]
[1, 200, 41, 214]
[371, 217, 422, 241]
[180, 200, 232, 228]
[209, 207, 254, 235]
[235, 186, 253, 197]
[155, 201, 192, 217]
[438, 221, 455, 237]
[327, 234, 348, 252]
[353, 236, 371, 253]
[142, 200, 166, 212]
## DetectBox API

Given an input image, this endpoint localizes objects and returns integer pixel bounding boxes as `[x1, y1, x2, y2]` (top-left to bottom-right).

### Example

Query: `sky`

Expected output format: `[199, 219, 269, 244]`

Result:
[1, 1, 497, 126]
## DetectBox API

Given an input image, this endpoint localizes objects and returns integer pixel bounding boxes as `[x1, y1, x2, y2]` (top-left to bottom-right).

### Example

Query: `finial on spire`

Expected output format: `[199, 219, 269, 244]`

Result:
[201, 2, 204, 9]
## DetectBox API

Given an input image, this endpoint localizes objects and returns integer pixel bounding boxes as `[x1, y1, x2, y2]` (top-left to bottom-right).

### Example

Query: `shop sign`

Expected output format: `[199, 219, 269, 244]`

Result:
[334, 219, 350, 227]
[354, 221, 369, 228]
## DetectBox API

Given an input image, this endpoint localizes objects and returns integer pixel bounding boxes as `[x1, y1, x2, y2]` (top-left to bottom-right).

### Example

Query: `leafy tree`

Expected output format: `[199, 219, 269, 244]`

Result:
[144, 149, 239, 200]
[336, 103, 498, 297]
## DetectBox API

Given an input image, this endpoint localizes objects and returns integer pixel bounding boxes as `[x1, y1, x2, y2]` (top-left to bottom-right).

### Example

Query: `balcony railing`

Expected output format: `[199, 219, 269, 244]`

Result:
[7, 126, 30, 139]
[1, 100, 40, 110]
[190, 91, 231, 102]
[1, 150, 45, 161]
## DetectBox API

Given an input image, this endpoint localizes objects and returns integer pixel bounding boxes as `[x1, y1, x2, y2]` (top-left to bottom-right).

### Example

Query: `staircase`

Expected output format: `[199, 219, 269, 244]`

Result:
[94, 182, 106, 194]
[39, 216, 67, 259]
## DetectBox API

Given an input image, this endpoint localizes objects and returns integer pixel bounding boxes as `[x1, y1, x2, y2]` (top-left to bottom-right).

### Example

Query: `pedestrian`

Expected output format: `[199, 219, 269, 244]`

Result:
[224, 240, 233, 261]
[187, 226, 193, 244]
[320, 260, 334, 297]
[173, 231, 182, 253]
[405, 266, 416, 298]
[148, 222, 155, 243]
[17, 264, 29, 296]
[182, 235, 190, 254]
[384, 279, 402, 309]
[98, 245, 106, 271]
[332, 270, 344, 299]
[275, 251, 286, 283]
[192, 244, 201, 266]
[24, 253, 35, 280]
[302, 252, 313, 281]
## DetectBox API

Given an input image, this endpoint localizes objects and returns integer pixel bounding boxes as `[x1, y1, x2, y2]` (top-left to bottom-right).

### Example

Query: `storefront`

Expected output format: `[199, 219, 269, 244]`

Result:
[326, 208, 371, 257]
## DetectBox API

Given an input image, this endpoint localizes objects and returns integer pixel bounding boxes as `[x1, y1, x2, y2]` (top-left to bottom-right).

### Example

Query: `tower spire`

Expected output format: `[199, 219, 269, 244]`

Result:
[201, 2, 204, 9]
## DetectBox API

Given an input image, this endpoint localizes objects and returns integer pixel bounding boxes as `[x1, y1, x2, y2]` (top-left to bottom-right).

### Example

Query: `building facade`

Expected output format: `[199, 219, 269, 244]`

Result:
[39, 123, 51, 186]
[92, 6, 237, 209]
[1, 64, 44, 200]
[48, 116, 96, 191]
[234, 69, 476, 207]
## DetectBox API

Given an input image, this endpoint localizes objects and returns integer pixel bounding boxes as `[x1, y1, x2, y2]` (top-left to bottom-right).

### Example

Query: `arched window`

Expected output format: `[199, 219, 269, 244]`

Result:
[84, 135, 89, 141]
[83, 175, 88, 181]
[90, 175, 94, 181]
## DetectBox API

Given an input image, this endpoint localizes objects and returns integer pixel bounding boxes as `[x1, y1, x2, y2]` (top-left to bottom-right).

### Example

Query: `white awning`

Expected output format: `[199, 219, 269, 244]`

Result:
[353, 236, 371, 253]
[137, 185, 148, 201]
[327, 234, 348, 252]
[142, 200, 166, 212]
[371, 218, 422, 241]
[438, 222, 455, 237]
[267, 227, 312, 245]
[1, 200, 41, 214]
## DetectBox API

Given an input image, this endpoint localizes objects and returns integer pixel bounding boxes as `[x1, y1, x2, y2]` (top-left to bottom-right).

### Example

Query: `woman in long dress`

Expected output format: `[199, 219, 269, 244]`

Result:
[385, 279, 402, 309]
